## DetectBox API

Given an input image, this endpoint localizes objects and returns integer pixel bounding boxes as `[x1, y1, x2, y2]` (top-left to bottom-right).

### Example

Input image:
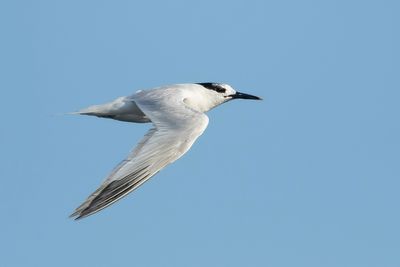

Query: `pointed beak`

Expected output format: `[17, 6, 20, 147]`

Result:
[230, 92, 262, 100]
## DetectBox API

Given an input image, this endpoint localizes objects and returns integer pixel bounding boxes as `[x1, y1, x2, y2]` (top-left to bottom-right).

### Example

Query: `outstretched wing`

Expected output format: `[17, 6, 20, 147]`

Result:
[70, 94, 209, 219]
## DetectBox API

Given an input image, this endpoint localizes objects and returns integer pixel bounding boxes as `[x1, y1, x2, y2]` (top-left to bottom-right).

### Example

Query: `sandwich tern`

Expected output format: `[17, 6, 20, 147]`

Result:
[70, 83, 261, 219]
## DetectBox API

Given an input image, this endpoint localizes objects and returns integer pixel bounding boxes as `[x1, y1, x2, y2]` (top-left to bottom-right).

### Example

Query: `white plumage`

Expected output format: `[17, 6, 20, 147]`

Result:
[70, 83, 261, 219]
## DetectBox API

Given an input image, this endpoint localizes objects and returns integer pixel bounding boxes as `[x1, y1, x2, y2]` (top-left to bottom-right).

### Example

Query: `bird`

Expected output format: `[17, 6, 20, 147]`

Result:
[70, 82, 261, 219]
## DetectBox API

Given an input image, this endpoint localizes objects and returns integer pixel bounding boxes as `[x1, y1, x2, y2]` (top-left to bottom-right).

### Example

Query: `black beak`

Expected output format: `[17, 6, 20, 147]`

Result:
[229, 92, 262, 100]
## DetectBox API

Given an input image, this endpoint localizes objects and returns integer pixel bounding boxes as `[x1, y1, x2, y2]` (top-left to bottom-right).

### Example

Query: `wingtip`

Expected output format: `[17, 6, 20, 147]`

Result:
[69, 211, 80, 220]
[69, 210, 88, 221]
[69, 204, 101, 220]
[69, 205, 90, 220]
[72, 215, 84, 221]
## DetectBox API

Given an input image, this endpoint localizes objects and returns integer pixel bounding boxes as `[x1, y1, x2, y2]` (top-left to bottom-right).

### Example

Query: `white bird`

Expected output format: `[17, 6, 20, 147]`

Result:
[70, 83, 261, 219]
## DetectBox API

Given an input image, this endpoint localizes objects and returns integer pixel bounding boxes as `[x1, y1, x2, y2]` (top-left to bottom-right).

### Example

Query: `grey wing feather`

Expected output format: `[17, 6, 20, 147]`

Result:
[70, 164, 151, 219]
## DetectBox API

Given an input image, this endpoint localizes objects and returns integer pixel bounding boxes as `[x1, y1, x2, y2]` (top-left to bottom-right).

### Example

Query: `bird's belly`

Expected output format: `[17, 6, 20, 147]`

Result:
[112, 114, 151, 123]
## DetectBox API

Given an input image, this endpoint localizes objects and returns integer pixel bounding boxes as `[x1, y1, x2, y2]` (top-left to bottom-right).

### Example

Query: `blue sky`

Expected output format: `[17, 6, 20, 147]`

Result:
[1, 0, 399, 266]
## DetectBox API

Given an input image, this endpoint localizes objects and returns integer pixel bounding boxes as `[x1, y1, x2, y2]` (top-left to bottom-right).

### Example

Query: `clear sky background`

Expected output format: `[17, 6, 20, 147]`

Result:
[1, 0, 399, 266]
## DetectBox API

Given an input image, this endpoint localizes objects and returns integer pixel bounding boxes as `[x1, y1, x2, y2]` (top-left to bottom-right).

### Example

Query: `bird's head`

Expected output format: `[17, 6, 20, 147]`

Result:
[189, 82, 261, 112]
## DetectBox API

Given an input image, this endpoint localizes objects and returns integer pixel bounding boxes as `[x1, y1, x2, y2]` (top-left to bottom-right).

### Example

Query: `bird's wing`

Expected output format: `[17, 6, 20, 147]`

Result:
[70, 94, 209, 219]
